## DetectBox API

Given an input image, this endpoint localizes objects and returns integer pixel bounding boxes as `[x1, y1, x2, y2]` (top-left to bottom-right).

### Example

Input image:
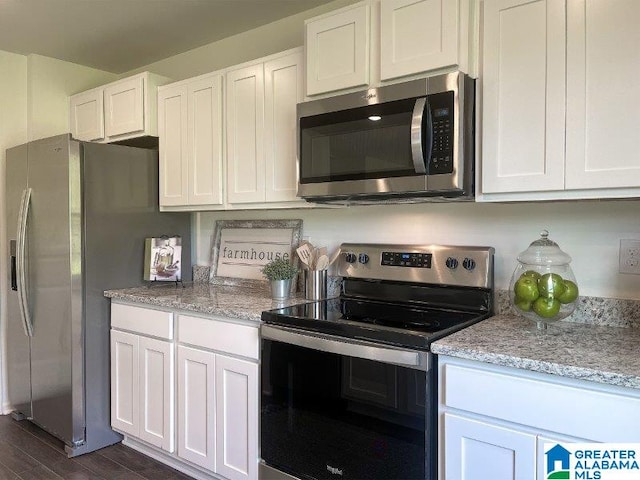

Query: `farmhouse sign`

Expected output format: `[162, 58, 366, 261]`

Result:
[210, 219, 303, 283]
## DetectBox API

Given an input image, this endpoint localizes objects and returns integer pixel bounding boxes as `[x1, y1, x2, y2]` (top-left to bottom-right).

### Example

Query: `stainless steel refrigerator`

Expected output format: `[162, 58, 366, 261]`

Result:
[5, 134, 191, 456]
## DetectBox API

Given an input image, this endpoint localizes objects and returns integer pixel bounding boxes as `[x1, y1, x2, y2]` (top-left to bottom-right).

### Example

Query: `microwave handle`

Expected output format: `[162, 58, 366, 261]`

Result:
[410, 98, 432, 174]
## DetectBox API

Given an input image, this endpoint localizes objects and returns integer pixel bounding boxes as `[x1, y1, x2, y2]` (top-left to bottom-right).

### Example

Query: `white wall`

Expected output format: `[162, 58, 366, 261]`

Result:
[126, 0, 360, 80]
[26, 54, 116, 141]
[195, 200, 640, 301]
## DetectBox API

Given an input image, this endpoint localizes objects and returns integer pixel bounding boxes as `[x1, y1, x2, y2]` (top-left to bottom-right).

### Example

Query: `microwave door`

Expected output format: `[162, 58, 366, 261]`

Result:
[410, 98, 432, 175]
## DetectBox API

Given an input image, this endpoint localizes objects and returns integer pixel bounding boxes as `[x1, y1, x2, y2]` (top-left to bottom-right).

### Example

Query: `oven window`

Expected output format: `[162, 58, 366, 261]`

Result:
[261, 339, 430, 480]
[299, 98, 421, 184]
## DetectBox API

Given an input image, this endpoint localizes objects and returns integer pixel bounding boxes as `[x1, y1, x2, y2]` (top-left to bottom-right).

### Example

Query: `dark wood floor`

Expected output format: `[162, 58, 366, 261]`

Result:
[0, 415, 193, 480]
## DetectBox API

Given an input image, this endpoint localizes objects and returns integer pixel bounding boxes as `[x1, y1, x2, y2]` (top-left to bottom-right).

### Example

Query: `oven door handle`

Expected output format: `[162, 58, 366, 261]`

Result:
[261, 325, 429, 371]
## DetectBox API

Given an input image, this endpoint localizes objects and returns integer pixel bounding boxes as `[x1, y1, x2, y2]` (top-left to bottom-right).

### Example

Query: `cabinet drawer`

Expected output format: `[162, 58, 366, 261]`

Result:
[111, 303, 173, 340]
[177, 314, 259, 360]
[443, 362, 640, 442]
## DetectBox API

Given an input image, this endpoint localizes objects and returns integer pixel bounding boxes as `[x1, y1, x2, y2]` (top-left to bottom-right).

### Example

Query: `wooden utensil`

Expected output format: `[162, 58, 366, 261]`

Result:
[296, 244, 312, 267]
[328, 248, 341, 265]
[316, 254, 329, 271]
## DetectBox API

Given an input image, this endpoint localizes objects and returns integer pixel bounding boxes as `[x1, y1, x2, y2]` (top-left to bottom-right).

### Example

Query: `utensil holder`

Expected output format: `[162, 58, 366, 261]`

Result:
[305, 270, 327, 300]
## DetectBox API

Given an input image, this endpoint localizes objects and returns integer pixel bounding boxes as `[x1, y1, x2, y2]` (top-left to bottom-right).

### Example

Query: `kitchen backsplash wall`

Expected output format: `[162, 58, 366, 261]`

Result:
[194, 199, 640, 301]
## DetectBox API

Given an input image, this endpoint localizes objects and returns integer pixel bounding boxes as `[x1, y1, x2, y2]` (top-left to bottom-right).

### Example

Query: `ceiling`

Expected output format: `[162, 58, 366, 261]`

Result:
[0, 0, 333, 73]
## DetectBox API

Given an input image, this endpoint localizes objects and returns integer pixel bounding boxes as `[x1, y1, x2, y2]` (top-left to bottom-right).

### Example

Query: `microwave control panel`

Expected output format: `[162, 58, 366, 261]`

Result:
[427, 90, 455, 175]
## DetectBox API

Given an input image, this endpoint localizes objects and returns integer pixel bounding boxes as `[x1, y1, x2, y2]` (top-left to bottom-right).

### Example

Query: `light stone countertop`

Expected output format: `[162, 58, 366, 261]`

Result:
[431, 314, 640, 390]
[104, 282, 310, 323]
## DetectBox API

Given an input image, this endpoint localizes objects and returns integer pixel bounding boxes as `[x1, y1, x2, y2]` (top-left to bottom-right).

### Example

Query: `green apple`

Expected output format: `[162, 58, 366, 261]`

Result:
[514, 297, 533, 312]
[533, 297, 561, 318]
[557, 280, 579, 304]
[514, 276, 540, 302]
[521, 270, 541, 281]
[538, 273, 567, 299]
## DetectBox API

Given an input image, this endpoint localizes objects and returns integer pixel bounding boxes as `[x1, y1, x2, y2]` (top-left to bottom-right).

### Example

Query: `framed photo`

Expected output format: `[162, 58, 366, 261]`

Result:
[144, 236, 182, 282]
[209, 219, 303, 288]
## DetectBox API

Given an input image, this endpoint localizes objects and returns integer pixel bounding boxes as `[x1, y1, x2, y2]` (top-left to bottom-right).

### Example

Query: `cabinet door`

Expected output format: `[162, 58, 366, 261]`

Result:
[177, 346, 216, 471]
[188, 75, 224, 206]
[443, 413, 536, 480]
[110, 330, 139, 437]
[566, 0, 640, 189]
[380, 0, 458, 81]
[226, 64, 265, 204]
[306, 4, 370, 95]
[481, 0, 565, 194]
[70, 89, 104, 142]
[138, 336, 174, 452]
[104, 75, 144, 138]
[158, 85, 189, 206]
[264, 52, 303, 203]
[215, 355, 258, 480]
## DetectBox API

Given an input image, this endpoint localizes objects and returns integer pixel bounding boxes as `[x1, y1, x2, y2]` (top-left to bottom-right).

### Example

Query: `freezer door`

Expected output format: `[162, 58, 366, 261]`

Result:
[26, 135, 85, 447]
[5, 143, 32, 418]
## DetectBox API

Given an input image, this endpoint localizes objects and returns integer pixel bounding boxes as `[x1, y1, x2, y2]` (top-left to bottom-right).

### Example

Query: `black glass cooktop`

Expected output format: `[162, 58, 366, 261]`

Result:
[261, 297, 489, 351]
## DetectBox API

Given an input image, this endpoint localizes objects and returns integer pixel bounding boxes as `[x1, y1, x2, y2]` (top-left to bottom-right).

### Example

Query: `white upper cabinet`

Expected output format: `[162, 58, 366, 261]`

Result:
[226, 63, 266, 204]
[159, 48, 306, 211]
[158, 85, 188, 206]
[69, 89, 104, 142]
[305, 0, 475, 97]
[565, 0, 640, 190]
[70, 72, 170, 144]
[264, 51, 305, 203]
[104, 75, 145, 137]
[158, 74, 223, 208]
[480, 0, 640, 201]
[481, 0, 566, 195]
[226, 49, 307, 207]
[305, 3, 370, 95]
[380, 0, 459, 81]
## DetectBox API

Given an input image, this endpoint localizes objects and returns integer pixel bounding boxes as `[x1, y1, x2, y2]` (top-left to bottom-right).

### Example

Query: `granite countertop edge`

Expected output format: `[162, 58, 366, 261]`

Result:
[432, 314, 640, 390]
[104, 284, 311, 323]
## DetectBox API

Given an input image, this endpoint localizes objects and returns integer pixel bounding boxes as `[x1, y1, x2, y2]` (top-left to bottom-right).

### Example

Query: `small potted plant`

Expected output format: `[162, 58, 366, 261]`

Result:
[261, 258, 298, 299]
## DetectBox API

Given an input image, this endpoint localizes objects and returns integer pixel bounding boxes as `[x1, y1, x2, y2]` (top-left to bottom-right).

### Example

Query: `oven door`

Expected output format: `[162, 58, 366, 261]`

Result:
[260, 325, 436, 480]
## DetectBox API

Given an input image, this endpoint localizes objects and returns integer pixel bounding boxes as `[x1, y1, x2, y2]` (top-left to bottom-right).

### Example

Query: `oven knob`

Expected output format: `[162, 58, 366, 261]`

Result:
[345, 252, 357, 264]
[445, 257, 458, 270]
[358, 253, 369, 264]
[463, 257, 476, 271]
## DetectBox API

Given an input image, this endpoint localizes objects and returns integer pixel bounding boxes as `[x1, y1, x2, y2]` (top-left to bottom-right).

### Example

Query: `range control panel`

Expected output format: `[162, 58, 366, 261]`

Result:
[381, 251, 432, 268]
[337, 243, 494, 289]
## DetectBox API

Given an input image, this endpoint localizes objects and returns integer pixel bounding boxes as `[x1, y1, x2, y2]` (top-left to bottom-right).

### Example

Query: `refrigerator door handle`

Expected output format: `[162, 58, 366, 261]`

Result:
[16, 188, 33, 337]
[10, 240, 17, 291]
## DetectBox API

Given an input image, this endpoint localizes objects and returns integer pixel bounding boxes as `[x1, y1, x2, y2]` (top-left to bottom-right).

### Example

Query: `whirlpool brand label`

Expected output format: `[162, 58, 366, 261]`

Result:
[326, 464, 344, 476]
[544, 443, 640, 479]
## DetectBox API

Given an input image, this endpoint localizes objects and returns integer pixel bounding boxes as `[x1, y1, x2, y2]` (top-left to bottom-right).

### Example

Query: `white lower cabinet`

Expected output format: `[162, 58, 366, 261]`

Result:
[110, 309, 174, 453]
[178, 346, 216, 470]
[439, 356, 640, 480]
[215, 355, 258, 480]
[110, 302, 259, 480]
[443, 413, 535, 480]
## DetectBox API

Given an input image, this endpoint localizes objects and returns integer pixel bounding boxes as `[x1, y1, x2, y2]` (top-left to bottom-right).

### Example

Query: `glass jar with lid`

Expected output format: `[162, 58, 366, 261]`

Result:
[509, 230, 579, 329]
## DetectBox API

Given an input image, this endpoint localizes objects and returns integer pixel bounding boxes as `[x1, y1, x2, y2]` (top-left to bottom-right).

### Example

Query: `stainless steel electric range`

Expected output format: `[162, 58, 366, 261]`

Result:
[260, 243, 494, 480]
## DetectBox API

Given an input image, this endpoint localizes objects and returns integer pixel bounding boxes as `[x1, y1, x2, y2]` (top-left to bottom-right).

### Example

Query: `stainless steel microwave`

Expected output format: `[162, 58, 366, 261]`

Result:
[297, 72, 475, 203]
